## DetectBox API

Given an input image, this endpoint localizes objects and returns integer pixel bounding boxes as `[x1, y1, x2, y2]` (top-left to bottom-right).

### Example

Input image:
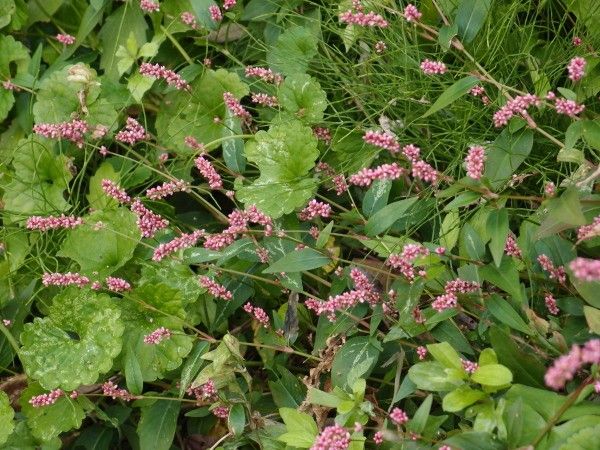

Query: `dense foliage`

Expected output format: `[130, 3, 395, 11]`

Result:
[1, 0, 600, 449]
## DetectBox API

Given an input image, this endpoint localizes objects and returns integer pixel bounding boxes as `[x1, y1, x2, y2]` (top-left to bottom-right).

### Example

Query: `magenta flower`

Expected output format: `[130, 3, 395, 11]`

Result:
[465, 145, 486, 180]
[567, 56, 586, 81]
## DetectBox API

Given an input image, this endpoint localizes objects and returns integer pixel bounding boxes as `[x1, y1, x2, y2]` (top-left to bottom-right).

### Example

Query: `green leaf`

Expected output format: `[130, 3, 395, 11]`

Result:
[222, 108, 246, 172]
[536, 188, 586, 239]
[503, 398, 546, 448]
[316, 221, 334, 249]
[362, 179, 392, 217]
[278, 408, 318, 448]
[138, 400, 180, 450]
[267, 26, 318, 75]
[2, 137, 73, 223]
[331, 336, 381, 389]
[58, 208, 140, 277]
[264, 248, 331, 273]
[481, 260, 523, 304]
[572, 277, 600, 308]
[190, 0, 219, 30]
[442, 431, 505, 450]
[438, 22, 459, 51]
[486, 294, 531, 334]
[87, 161, 120, 210]
[241, 0, 279, 20]
[408, 362, 464, 392]
[426, 342, 463, 370]
[440, 210, 461, 251]
[236, 120, 319, 218]
[422, 76, 479, 117]
[20, 384, 87, 442]
[0, 35, 29, 122]
[124, 341, 144, 395]
[407, 394, 433, 433]
[583, 306, 600, 334]
[20, 288, 124, 390]
[228, 404, 246, 436]
[486, 209, 509, 267]
[0, 391, 14, 445]
[364, 198, 418, 236]
[442, 386, 486, 412]
[279, 73, 328, 124]
[483, 129, 533, 190]
[307, 388, 343, 408]
[581, 119, 600, 150]
[471, 364, 513, 386]
[179, 341, 210, 396]
[478, 348, 498, 366]
[0, 0, 16, 29]
[455, 0, 491, 43]
[460, 222, 486, 260]
[127, 73, 155, 103]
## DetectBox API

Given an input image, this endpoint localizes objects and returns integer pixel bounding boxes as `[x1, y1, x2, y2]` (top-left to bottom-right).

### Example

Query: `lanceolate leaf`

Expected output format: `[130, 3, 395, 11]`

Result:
[264, 248, 331, 273]
[422, 76, 479, 117]
[138, 400, 180, 450]
[365, 198, 418, 236]
[455, 0, 492, 43]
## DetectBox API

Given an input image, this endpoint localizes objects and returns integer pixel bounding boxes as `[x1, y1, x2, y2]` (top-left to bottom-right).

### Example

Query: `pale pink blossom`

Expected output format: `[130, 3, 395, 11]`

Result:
[572, 36, 582, 46]
[102, 381, 136, 401]
[33, 119, 89, 148]
[131, 199, 169, 238]
[411, 159, 439, 183]
[402, 144, 421, 163]
[333, 174, 348, 195]
[101, 179, 131, 203]
[390, 407, 409, 425]
[577, 215, 600, 241]
[465, 145, 485, 180]
[470, 85, 485, 97]
[195, 155, 223, 189]
[348, 163, 404, 187]
[375, 41, 387, 53]
[567, 57, 586, 81]
[545, 181, 556, 197]
[105, 276, 131, 292]
[140, 0, 159, 12]
[493, 94, 540, 127]
[26, 215, 83, 231]
[146, 180, 189, 200]
[42, 272, 90, 288]
[537, 254, 567, 283]
[504, 234, 522, 258]
[143, 327, 172, 344]
[420, 59, 447, 75]
[299, 200, 332, 221]
[462, 359, 478, 374]
[153, 230, 205, 261]
[223, 91, 251, 123]
[2, 80, 19, 91]
[363, 130, 400, 153]
[56, 34, 75, 45]
[310, 424, 351, 450]
[244, 66, 283, 84]
[386, 244, 430, 282]
[313, 128, 332, 144]
[569, 257, 600, 282]
[223, 0, 236, 10]
[251, 93, 278, 107]
[545, 340, 600, 390]
[417, 346, 427, 360]
[554, 98, 585, 117]
[373, 431, 384, 445]
[243, 302, 270, 327]
[180, 11, 197, 28]
[403, 4, 421, 22]
[209, 5, 222, 22]
[213, 406, 229, 418]
[199, 275, 232, 300]
[185, 135, 205, 151]
[140, 63, 190, 90]
[545, 293, 559, 315]
[115, 117, 148, 145]
[29, 389, 64, 407]
[339, 10, 388, 28]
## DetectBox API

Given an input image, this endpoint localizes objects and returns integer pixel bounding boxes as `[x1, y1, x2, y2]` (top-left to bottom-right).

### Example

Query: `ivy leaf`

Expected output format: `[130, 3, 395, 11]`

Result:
[117, 283, 193, 382]
[2, 137, 73, 223]
[0, 35, 29, 121]
[267, 26, 318, 75]
[58, 207, 140, 277]
[0, 391, 14, 445]
[20, 288, 124, 390]
[279, 73, 328, 124]
[20, 383, 87, 442]
[236, 120, 319, 218]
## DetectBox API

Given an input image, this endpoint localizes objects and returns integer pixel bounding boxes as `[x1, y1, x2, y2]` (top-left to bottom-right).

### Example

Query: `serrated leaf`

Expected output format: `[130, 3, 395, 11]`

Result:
[423, 76, 479, 117]
[0, 391, 14, 445]
[20, 288, 124, 390]
[267, 26, 318, 75]
[279, 73, 327, 124]
[264, 248, 331, 273]
[0, 35, 29, 121]
[138, 400, 180, 450]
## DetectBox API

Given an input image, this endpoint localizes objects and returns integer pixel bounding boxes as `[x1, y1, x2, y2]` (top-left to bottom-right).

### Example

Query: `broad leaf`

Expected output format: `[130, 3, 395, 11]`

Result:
[365, 198, 418, 236]
[455, 0, 491, 43]
[427, 342, 463, 370]
[486, 209, 509, 267]
[279, 73, 328, 124]
[471, 364, 513, 386]
[442, 386, 486, 412]
[138, 400, 180, 450]
[486, 294, 531, 334]
[267, 26, 318, 75]
[408, 361, 464, 392]
[331, 336, 381, 388]
[0, 35, 29, 122]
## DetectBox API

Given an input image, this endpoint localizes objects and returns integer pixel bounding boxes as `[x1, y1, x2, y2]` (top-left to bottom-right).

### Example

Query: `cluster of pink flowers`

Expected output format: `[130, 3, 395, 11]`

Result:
[42, 272, 90, 288]
[554, 97, 585, 117]
[567, 57, 586, 81]
[537, 254, 566, 283]
[299, 200, 332, 221]
[194, 155, 223, 189]
[204, 205, 273, 251]
[102, 380, 136, 401]
[504, 234, 522, 258]
[213, 405, 229, 418]
[131, 199, 169, 238]
[389, 407, 409, 425]
[417, 346, 427, 360]
[412, 160, 439, 183]
[2, 80, 18, 91]
[2, 319, 12, 327]
[140, 0, 159, 12]
[153, 230, 205, 261]
[187, 379, 218, 403]
[146, 179, 189, 200]
[387, 244, 430, 281]
[402, 144, 420, 163]
[243, 303, 270, 327]
[462, 359, 479, 374]
[363, 130, 400, 153]
[375, 41, 387, 54]
[469, 85, 491, 105]
[223, 91, 251, 123]
[572, 36, 582, 46]
[26, 215, 83, 231]
[56, 33, 75, 45]
[310, 424, 351, 450]
[105, 276, 131, 292]
[545, 293, 559, 315]
[33, 118, 88, 148]
[544, 181, 556, 197]
[420, 59, 447, 75]
[431, 279, 479, 312]
[545, 339, 600, 389]
[348, 163, 404, 187]
[373, 431, 384, 445]
[251, 93, 278, 107]
[208, 5, 222, 21]
[403, 4, 422, 22]
[101, 179, 131, 204]
[492, 94, 540, 127]
[569, 257, 600, 282]
[313, 127, 332, 144]
[29, 389, 64, 407]
[339, 10, 388, 28]
[115, 117, 148, 145]
[140, 63, 190, 91]
[180, 11, 197, 28]
[143, 327, 172, 344]
[223, 0, 236, 10]
[577, 215, 600, 241]
[306, 268, 380, 321]
[465, 146, 485, 180]
[199, 275, 233, 300]
[244, 66, 283, 84]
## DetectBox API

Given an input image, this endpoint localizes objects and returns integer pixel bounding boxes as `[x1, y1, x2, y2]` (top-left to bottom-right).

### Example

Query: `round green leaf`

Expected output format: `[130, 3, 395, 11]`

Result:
[20, 288, 124, 390]
[471, 364, 513, 387]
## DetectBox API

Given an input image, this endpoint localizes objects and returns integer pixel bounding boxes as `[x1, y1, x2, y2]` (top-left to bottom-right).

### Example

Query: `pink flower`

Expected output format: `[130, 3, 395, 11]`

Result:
[554, 98, 585, 117]
[402, 144, 421, 162]
[465, 145, 486, 180]
[492, 94, 540, 127]
[251, 93, 278, 107]
[203, 232, 235, 250]
[102, 380, 135, 401]
[310, 424, 351, 450]
[299, 200, 332, 221]
[470, 85, 485, 97]
[567, 57, 586, 81]
[435, 246, 446, 255]
[223, 0, 236, 10]
[139, 63, 190, 90]
[504, 234, 522, 258]
[432, 293, 457, 312]
[2, 80, 19, 91]
[199, 275, 232, 300]
[339, 10, 388, 28]
[42, 272, 89, 287]
[140, 0, 159, 12]
[184, 135, 205, 151]
[420, 59, 447, 75]
[403, 4, 422, 22]
[462, 359, 478, 374]
[223, 91, 251, 123]
[143, 327, 172, 344]
[56, 34, 75, 45]
[115, 117, 148, 145]
[209, 5, 222, 22]
[348, 163, 404, 187]
[333, 174, 348, 195]
[105, 276, 131, 293]
[26, 215, 83, 231]
[152, 230, 205, 261]
[363, 130, 400, 153]
[544, 181, 556, 197]
[131, 199, 169, 238]
[213, 405, 229, 418]
[577, 215, 600, 241]
[29, 389, 64, 407]
[569, 257, 600, 282]
[101, 179, 131, 203]
[537, 254, 567, 283]
[373, 431, 384, 445]
[33, 119, 89, 148]
[245, 66, 283, 84]
[572, 36, 582, 46]
[313, 128, 332, 144]
[375, 41, 387, 53]
[417, 346, 427, 360]
[411, 160, 439, 183]
[2, 319, 12, 327]
[386, 244, 430, 282]
[243, 302, 270, 327]
[195, 155, 223, 189]
[545, 340, 600, 390]
[180, 11, 197, 28]
[146, 180, 189, 200]
[545, 293, 559, 315]
[390, 407, 409, 425]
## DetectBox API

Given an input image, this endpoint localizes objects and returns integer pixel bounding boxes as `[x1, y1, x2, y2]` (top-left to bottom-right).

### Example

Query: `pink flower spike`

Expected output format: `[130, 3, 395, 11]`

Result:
[143, 327, 172, 344]
[26, 215, 83, 231]
[180, 11, 197, 28]
[140, 0, 159, 12]
[504, 234, 522, 258]
[199, 276, 233, 300]
[56, 34, 75, 45]
[348, 163, 404, 187]
[461, 359, 478, 374]
[2, 80, 19, 91]
[223, 0, 236, 10]
[105, 276, 131, 293]
[101, 179, 131, 204]
[102, 381, 136, 401]
[339, 10, 388, 28]
[403, 4, 422, 22]
[131, 199, 169, 238]
[299, 200, 332, 221]
[554, 98, 585, 117]
[42, 272, 90, 288]
[195, 155, 223, 189]
[375, 41, 387, 54]
[209, 5, 222, 22]
[572, 36, 582, 46]
[139, 63, 190, 91]
[390, 407, 409, 425]
[145, 180, 189, 200]
[569, 257, 600, 282]
[537, 254, 567, 283]
[545, 293, 559, 315]
[213, 406, 229, 418]
[411, 159, 439, 183]
[223, 91, 251, 123]
[465, 145, 486, 180]
[251, 93, 278, 107]
[417, 346, 427, 360]
[29, 389, 64, 407]
[152, 230, 205, 261]
[310, 425, 351, 450]
[492, 94, 540, 127]
[420, 59, 447, 75]
[567, 57, 586, 81]
[363, 130, 400, 153]
[33, 119, 89, 148]
[243, 302, 270, 327]
[373, 431, 384, 445]
[244, 66, 283, 84]
[115, 117, 148, 145]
